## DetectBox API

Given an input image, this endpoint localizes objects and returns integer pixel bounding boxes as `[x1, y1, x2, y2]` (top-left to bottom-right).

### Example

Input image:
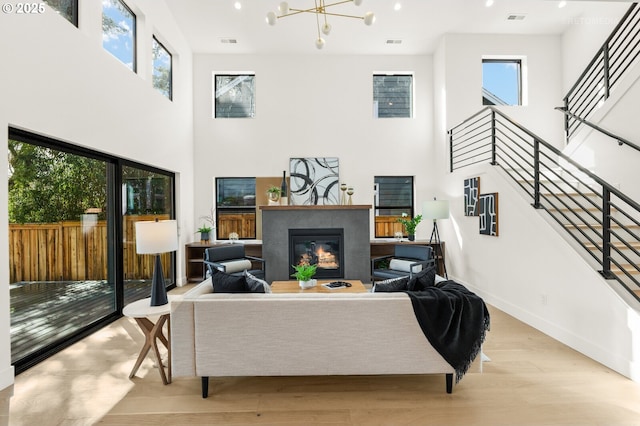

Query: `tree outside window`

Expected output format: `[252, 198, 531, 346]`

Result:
[102, 0, 136, 71]
[152, 37, 172, 100]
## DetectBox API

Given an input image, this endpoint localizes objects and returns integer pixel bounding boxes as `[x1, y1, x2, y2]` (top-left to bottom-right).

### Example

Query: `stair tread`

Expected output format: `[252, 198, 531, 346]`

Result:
[612, 264, 640, 275]
[565, 223, 640, 229]
[585, 241, 640, 250]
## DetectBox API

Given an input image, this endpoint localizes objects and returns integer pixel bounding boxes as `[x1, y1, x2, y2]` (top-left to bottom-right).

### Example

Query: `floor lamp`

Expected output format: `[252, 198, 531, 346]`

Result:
[135, 218, 178, 306]
[423, 199, 450, 279]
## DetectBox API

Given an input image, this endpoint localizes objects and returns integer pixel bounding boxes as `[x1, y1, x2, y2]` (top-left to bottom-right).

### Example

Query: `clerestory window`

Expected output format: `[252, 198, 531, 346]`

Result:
[102, 0, 136, 72]
[373, 74, 413, 118]
[482, 59, 523, 106]
[214, 74, 256, 118]
[152, 37, 172, 100]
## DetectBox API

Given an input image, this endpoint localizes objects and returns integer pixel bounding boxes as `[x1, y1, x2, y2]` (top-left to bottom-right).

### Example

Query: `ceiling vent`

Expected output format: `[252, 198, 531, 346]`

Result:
[507, 14, 526, 20]
[386, 39, 402, 44]
[220, 38, 237, 44]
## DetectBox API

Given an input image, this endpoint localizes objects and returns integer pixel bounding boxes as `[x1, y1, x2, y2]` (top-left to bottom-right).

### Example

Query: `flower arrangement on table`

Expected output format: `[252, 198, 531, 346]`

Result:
[397, 212, 423, 240]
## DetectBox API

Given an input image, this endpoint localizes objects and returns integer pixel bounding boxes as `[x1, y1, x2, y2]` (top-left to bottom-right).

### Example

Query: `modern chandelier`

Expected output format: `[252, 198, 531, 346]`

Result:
[266, 1, 375, 50]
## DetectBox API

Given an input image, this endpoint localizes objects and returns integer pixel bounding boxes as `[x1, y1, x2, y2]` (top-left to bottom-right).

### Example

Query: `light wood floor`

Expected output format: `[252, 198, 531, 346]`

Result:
[5, 285, 640, 426]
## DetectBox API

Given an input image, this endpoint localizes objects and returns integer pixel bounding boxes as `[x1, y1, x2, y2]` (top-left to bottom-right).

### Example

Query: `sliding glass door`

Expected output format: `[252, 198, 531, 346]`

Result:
[8, 129, 175, 373]
[122, 165, 175, 303]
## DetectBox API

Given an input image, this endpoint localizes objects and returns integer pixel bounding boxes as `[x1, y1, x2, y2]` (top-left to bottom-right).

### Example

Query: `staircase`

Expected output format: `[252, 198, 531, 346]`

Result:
[448, 107, 640, 303]
[448, 3, 640, 304]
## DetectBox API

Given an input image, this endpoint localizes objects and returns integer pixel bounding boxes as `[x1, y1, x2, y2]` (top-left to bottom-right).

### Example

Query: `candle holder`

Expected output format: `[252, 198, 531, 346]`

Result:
[340, 183, 347, 205]
[346, 187, 354, 205]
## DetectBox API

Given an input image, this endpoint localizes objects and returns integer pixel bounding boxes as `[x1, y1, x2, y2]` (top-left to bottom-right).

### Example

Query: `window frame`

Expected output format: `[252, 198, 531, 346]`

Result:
[8, 127, 175, 374]
[373, 73, 414, 118]
[373, 176, 415, 238]
[44, 0, 78, 26]
[215, 177, 257, 240]
[213, 73, 256, 119]
[102, 0, 137, 73]
[481, 58, 525, 106]
[152, 36, 173, 100]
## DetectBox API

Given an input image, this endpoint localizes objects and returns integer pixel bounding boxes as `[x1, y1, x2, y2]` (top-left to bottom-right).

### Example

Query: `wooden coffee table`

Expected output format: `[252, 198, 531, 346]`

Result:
[270, 279, 367, 293]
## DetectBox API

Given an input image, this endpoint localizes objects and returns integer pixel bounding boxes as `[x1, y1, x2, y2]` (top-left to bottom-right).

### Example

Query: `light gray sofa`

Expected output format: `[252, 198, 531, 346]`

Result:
[171, 278, 458, 398]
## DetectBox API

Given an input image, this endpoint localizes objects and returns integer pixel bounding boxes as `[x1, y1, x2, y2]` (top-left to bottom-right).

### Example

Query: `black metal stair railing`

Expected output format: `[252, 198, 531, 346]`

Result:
[555, 107, 640, 154]
[449, 106, 640, 302]
[563, 2, 640, 142]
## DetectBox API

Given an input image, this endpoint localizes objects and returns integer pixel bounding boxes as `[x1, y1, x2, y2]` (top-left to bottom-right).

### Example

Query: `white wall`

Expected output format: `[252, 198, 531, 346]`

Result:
[442, 33, 565, 149]
[0, 0, 194, 391]
[433, 32, 640, 381]
[192, 54, 435, 240]
[560, 2, 640, 202]
[561, 2, 630, 94]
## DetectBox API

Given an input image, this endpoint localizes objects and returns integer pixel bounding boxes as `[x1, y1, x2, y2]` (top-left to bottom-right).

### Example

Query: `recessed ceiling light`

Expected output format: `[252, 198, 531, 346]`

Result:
[507, 14, 526, 20]
[234, 1, 242, 10]
[485, 0, 494, 7]
[394, 2, 402, 11]
[558, 1, 567, 8]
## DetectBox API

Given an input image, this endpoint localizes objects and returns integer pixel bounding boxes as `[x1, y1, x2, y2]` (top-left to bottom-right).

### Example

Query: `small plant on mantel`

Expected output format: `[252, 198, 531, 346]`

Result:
[266, 185, 281, 204]
[291, 263, 318, 282]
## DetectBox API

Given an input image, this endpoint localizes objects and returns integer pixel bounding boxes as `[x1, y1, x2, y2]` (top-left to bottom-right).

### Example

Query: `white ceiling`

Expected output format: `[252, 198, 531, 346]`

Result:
[163, 0, 630, 55]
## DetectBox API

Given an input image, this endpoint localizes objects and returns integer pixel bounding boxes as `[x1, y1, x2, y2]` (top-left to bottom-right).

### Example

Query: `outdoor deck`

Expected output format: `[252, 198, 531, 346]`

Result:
[10, 280, 153, 362]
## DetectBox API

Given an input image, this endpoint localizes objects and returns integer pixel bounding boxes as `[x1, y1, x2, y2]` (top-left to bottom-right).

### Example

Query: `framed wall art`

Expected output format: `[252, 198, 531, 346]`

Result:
[289, 157, 340, 205]
[479, 192, 499, 236]
[464, 177, 480, 216]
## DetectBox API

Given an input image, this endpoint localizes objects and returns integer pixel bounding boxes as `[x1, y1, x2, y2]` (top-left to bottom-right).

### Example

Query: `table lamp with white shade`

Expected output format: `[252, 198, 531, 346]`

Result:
[423, 199, 450, 278]
[135, 218, 178, 306]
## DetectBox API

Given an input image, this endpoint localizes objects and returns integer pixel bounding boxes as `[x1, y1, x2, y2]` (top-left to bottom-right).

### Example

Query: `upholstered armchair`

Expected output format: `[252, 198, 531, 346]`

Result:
[203, 245, 266, 280]
[371, 244, 435, 282]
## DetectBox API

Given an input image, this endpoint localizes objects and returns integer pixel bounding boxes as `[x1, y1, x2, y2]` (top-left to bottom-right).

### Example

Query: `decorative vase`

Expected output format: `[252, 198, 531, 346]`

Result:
[267, 192, 280, 205]
[299, 279, 317, 289]
[280, 171, 288, 205]
[408, 234, 415, 241]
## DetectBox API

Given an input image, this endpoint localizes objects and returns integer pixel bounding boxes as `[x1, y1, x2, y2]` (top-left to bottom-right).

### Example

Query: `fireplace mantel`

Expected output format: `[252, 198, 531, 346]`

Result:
[261, 205, 371, 282]
[260, 205, 371, 211]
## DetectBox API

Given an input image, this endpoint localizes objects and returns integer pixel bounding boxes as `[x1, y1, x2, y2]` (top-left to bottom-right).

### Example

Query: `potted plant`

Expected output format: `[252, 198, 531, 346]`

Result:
[197, 225, 213, 243]
[397, 213, 423, 241]
[266, 186, 281, 205]
[291, 263, 318, 289]
[198, 208, 216, 242]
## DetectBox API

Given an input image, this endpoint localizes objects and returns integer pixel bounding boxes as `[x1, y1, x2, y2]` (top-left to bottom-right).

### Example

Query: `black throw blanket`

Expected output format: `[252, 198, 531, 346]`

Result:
[406, 280, 490, 383]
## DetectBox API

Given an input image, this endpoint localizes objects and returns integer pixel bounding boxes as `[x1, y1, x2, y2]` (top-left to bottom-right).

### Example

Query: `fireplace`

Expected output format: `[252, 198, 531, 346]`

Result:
[289, 228, 344, 279]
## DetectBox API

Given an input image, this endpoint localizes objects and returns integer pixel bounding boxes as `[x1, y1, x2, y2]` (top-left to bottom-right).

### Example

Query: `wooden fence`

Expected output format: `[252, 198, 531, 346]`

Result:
[217, 213, 256, 239]
[9, 215, 170, 284]
[374, 216, 406, 237]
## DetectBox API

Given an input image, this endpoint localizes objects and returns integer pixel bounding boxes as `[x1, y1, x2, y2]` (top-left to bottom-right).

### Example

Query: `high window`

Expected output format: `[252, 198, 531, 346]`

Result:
[8, 128, 175, 373]
[215, 177, 256, 240]
[152, 37, 172, 100]
[373, 74, 413, 118]
[482, 59, 523, 106]
[373, 176, 415, 237]
[43, 0, 78, 26]
[214, 74, 256, 118]
[102, 0, 136, 72]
